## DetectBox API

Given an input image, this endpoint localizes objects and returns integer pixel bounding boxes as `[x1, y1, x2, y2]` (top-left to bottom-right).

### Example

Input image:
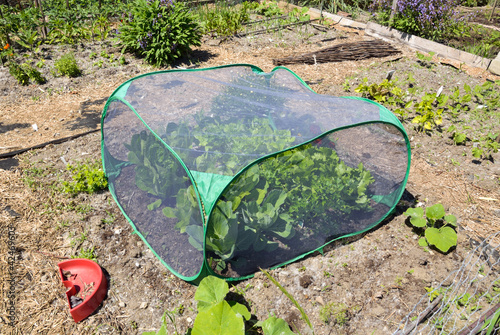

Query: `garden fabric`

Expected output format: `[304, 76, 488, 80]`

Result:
[101, 64, 411, 284]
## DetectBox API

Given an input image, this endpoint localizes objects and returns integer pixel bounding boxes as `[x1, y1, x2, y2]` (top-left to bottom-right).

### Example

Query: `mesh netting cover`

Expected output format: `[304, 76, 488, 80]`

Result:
[101, 65, 411, 283]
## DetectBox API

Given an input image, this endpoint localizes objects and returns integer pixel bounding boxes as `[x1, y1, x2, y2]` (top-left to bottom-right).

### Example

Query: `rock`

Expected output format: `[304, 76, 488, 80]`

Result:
[315, 296, 324, 305]
[119, 301, 126, 308]
[493, 209, 500, 218]
[186, 317, 193, 323]
[139, 302, 148, 309]
[374, 291, 384, 299]
[488, 53, 500, 76]
[299, 275, 313, 288]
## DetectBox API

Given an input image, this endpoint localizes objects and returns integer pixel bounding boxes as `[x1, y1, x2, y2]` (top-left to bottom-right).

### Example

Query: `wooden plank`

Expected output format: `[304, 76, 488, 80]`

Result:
[365, 22, 492, 70]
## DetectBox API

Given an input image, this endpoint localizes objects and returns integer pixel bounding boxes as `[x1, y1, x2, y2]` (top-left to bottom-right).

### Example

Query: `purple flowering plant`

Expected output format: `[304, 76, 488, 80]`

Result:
[116, 0, 201, 67]
[370, 0, 471, 41]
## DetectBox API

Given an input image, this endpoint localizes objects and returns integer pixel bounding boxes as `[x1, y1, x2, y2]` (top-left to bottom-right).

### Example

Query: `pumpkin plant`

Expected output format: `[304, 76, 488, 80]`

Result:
[404, 203, 458, 253]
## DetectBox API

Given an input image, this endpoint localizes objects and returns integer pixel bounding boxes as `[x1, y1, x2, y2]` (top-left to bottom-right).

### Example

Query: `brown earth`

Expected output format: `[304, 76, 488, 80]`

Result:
[1, 21, 500, 335]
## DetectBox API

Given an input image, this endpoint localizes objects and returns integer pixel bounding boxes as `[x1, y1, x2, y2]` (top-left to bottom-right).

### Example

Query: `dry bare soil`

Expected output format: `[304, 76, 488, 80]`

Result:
[1, 22, 500, 335]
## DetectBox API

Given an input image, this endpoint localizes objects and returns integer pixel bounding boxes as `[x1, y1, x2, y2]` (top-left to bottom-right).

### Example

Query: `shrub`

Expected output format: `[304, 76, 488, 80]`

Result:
[117, 0, 202, 67]
[54, 53, 81, 77]
[370, 0, 470, 41]
[9, 62, 46, 85]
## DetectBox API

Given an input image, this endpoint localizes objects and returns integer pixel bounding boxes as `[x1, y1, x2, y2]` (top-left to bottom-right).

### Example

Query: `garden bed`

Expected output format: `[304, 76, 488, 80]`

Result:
[1, 1, 500, 334]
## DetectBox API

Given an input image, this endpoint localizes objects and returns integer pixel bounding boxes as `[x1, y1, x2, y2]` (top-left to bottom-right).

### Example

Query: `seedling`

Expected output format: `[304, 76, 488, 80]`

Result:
[404, 203, 457, 253]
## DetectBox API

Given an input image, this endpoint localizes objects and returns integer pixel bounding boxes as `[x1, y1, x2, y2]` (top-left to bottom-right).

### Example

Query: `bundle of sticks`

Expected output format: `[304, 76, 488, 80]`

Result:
[273, 40, 401, 66]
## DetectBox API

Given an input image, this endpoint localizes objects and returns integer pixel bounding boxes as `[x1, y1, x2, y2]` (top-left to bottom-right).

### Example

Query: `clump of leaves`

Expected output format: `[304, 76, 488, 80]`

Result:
[404, 203, 458, 253]
[54, 53, 81, 77]
[9, 62, 46, 85]
[320, 302, 350, 326]
[62, 161, 108, 195]
[117, 0, 202, 67]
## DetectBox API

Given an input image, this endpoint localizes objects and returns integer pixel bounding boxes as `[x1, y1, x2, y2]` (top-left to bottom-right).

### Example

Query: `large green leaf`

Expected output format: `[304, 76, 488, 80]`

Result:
[192, 300, 245, 335]
[195, 276, 229, 312]
[404, 208, 427, 228]
[228, 301, 251, 321]
[426, 203, 445, 221]
[425, 227, 457, 253]
[261, 316, 295, 335]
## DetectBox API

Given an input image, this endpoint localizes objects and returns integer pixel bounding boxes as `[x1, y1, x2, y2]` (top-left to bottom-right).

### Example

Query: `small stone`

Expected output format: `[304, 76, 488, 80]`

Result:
[315, 296, 324, 306]
[114, 229, 122, 235]
[186, 317, 193, 323]
[137, 242, 142, 247]
[493, 209, 500, 218]
[135, 262, 140, 268]
[139, 302, 148, 309]
[119, 301, 126, 308]
[374, 291, 384, 299]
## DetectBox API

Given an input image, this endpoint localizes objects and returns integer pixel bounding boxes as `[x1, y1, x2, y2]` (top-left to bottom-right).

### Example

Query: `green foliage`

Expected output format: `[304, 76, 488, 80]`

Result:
[62, 161, 108, 195]
[254, 1, 284, 17]
[411, 92, 445, 131]
[261, 142, 374, 225]
[355, 78, 409, 118]
[319, 302, 349, 326]
[54, 53, 81, 77]
[9, 59, 46, 85]
[72, 246, 98, 262]
[124, 130, 187, 202]
[9, 62, 30, 85]
[145, 275, 295, 335]
[117, 0, 201, 67]
[404, 204, 457, 253]
[197, 2, 251, 37]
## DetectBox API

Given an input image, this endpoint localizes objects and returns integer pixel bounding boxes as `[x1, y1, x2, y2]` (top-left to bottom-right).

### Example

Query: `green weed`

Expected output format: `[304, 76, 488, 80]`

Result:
[54, 52, 81, 77]
[62, 161, 107, 196]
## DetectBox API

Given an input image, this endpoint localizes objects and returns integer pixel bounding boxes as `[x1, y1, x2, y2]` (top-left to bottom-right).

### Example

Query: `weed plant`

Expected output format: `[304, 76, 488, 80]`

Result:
[54, 53, 81, 77]
[62, 161, 108, 195]
[9, 62, 46, 85]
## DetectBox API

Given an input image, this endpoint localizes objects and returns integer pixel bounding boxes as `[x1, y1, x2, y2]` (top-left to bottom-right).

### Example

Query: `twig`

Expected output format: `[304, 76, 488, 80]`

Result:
[394, 295, 443, 335]
[35, 250, 70, 259]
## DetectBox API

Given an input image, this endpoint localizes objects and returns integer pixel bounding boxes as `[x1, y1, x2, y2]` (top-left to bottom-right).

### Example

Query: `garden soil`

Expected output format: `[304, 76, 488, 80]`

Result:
[1, 22, 500, 335]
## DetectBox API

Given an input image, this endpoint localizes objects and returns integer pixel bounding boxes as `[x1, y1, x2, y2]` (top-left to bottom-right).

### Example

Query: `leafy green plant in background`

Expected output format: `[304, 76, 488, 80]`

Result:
[197, 1, 251, 37]
[62, 161, 108, 195]
[117, 0, 201, 67]
[404, 203, 457, 253]
[144, 275, 297, 335]
[54, 53, 81, 77]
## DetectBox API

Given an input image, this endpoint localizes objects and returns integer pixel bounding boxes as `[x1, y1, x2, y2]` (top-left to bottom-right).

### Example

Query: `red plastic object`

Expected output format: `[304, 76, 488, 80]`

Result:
[58, 259, 107, 323]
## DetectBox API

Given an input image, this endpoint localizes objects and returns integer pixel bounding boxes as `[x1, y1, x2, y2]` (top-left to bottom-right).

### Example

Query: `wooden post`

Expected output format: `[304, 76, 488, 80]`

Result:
[37, 0, 47, 39]
[389, 0, 398, 27]
[490, 0, 498, 22]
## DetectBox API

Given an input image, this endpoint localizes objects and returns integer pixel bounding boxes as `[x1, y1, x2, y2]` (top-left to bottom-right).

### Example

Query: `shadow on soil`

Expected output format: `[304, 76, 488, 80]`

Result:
[0, 122, 31, 134]
[64, 97, 108, 131]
